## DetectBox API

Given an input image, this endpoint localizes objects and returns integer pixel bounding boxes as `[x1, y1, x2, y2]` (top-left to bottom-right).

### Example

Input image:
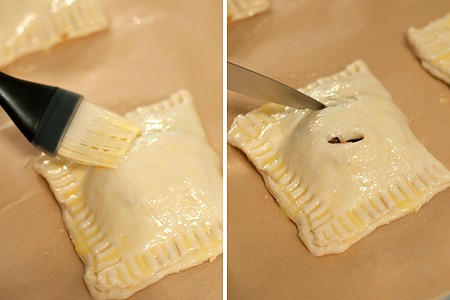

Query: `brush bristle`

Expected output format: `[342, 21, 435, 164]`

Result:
[57, 100, 141, 168]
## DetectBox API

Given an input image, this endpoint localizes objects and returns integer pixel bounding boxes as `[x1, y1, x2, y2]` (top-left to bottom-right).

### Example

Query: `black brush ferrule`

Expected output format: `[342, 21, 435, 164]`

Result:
[33, 89, 82, 154]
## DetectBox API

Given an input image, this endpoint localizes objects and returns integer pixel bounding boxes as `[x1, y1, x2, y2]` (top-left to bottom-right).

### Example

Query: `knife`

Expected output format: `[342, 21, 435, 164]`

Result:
[227, 61, 326, 110]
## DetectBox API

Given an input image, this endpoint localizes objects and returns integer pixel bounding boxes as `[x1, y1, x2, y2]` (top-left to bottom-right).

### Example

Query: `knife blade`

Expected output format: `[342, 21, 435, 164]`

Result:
[227, 61, 326, 110]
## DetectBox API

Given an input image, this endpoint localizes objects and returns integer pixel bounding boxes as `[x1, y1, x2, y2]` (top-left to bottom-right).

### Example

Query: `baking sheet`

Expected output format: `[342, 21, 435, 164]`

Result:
[228, 1, 450, 299]
[0, 1, 222, 299]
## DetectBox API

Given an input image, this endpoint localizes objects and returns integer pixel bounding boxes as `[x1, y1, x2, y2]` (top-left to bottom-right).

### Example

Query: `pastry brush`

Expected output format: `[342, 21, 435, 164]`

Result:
[0, 72, 141, 168]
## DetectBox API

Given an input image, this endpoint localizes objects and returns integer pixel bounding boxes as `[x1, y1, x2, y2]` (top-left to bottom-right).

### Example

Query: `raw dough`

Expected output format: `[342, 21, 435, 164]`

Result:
[407, 12, 450, 85]
[228, 61, 450, 256]
[0, 0, 108, 68]
[227, 0, 270, 23]
[35, 90, 223, 299]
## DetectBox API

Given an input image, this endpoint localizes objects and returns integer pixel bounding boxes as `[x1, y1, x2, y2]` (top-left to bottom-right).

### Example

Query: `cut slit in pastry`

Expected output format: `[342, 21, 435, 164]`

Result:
[407, 12, 450, 85]
[227, 0, 270, 23]
[35, 90, 223, 299]
[0, 0, 108, 68]
[228, 61, 450, 256]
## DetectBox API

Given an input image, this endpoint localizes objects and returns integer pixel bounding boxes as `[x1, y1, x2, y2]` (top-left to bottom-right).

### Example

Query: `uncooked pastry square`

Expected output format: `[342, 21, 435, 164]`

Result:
[35, 90, 223, 299]
[0, 0, 108, 68]
[407, 12, 450, 84]
[228, 61, 450, 256]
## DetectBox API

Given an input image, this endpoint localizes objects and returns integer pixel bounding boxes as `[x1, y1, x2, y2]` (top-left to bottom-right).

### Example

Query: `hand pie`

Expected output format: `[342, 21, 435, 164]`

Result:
[227, 0, 270, 23]
[0, 0, 108, 68]
[228, 61, 450, 256]
[35, 90, 223, 299]
[407, 12, 450, 85]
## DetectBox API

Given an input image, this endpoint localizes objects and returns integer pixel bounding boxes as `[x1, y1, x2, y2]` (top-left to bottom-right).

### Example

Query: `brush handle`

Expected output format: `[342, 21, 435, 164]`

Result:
[0, 72, 82, 154]
[0, 72, 57, 141]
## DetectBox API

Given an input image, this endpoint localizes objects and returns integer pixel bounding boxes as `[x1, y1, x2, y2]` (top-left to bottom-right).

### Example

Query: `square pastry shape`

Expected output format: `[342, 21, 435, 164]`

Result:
[228, 61, 450, 256]
[407, 12, 450, 85]
[35, 90, 223, 299]
[0, 0, 108, 68]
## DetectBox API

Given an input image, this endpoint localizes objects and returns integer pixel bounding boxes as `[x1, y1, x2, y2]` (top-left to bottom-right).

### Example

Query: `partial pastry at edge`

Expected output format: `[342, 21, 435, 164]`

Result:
[407, 12, 450, 85]
[227, 0, 270, 23]
[0, 0, 108, 68]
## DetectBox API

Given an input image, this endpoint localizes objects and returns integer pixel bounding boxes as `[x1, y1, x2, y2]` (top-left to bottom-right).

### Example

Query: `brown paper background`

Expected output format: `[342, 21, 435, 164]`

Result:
[0, 1, 222, 299]
[228, 1, 450, 299]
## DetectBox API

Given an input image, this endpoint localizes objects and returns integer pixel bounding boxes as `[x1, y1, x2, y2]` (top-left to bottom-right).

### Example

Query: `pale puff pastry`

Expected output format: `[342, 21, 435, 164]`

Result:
[407, 12, 450, 85]
[0, 0, 108, 68]
[35, 90, 222, 299]
[228, 61, 450, 256]
[227, 0, 270, 23]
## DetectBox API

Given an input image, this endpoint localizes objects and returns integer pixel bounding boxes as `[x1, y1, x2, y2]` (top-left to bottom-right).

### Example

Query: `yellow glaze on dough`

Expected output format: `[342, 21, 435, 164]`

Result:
[227, 0, 270, 23]
[35, 90, 222, 299]
[407, 12, 450, 85]
[228, 61, 450, 256]
[0, 0, 108, 68]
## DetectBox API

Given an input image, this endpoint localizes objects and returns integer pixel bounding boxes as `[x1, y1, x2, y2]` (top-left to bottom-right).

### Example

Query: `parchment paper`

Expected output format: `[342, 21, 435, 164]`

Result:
[228, 1, 450, 299]
[0, 1, 222, 299]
